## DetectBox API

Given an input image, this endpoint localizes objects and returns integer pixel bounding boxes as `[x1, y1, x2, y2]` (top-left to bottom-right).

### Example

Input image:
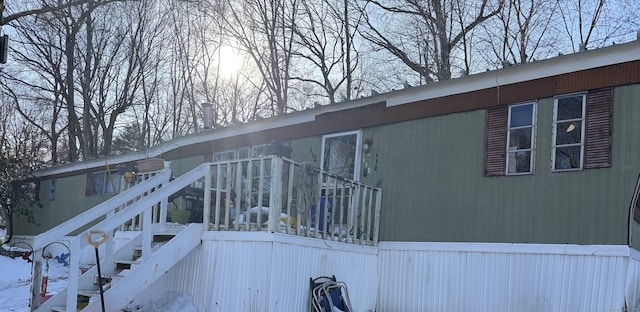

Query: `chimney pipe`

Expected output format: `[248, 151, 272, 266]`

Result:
[202, 102, 213, 129]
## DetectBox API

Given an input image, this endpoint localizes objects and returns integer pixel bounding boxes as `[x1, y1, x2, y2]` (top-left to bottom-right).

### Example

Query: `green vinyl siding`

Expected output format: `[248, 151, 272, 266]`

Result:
[17, 156, 205, 235]
[170, 155, 205, 177]
[362, 84, 640, 244]
[18, 174, 111, 235]
[290, 136, 322, 168]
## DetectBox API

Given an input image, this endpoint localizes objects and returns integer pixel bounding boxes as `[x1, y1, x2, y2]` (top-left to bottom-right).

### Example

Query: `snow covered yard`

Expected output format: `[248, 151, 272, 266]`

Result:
[0, 228, 198, 312]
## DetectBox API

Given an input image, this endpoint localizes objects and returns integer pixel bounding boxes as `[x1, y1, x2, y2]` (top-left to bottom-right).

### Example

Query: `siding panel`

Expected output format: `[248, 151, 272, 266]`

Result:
[377, 243, 630, 312]
[135, 233, 378, 312]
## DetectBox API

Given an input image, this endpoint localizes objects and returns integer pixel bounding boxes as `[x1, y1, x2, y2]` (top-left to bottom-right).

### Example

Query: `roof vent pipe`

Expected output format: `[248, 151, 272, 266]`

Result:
[202, 102, 213, 129]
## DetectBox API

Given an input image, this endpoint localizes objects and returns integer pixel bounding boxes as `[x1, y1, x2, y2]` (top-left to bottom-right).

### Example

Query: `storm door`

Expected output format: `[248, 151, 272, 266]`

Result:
[321, 130, 362, 181]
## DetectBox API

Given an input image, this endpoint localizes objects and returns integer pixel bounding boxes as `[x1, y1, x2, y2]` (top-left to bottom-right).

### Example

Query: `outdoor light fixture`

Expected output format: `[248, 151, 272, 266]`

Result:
[363, 139, 373, 154]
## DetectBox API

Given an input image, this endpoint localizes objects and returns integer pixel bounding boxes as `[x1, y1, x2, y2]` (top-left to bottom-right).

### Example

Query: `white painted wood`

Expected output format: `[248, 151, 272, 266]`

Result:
[141, 207, 152, 260]
[203, 165, 212, 230]
[31, 170, 171, 251]
[376, 242, 638, 311]
[268, 158, 283, 233]
[82, 223, 203, 312]
[90, 232, 640, 312]
[66, 237, 80, 312]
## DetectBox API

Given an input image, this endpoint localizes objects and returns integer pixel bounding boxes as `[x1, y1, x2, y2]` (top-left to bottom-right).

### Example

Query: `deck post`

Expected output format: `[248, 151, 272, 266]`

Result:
[269, 157, 283, 232]
[66, 236, 80, 311]
[203, 164, 212, 230]
[30, 257, 42, 311]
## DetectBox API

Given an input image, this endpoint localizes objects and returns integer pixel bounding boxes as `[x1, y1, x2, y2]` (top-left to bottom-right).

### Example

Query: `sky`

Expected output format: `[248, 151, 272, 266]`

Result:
[0, 228, 198, 312]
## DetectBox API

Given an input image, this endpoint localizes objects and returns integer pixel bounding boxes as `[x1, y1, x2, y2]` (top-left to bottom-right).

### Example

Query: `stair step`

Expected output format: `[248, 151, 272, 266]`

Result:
[115, 259, 141, 271]
[132, 245, 161, 259]
[153, 232, 177, 242]
[78, 288, 101, 297]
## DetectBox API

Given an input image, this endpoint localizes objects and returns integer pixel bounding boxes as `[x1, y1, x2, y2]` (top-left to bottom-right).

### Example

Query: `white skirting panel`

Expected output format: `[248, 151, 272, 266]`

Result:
[132, 236, 640, 312]
[134, 232, 378, 312]
[377, 242, 639, 312]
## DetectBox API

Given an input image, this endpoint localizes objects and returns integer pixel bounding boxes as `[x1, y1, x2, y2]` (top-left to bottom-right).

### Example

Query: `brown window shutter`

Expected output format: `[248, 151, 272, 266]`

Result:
[485, 105, 507, 176]
[584, 88, 612, 169]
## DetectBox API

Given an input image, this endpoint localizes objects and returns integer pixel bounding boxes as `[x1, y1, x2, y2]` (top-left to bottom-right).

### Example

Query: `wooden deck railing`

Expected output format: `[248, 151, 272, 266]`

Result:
[199, 157, 382, 246]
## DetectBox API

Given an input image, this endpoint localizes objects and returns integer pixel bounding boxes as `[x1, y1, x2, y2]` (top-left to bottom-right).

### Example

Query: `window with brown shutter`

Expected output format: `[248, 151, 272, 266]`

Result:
[552, 94, 586, 171]
[506, 102, 537, 175]
[485, 105, 507, 176]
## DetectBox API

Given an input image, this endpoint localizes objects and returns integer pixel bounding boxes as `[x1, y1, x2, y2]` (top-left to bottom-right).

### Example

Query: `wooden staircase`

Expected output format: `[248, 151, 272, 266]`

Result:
[42, 224, 201, 312]
[28, 164, 214, 312]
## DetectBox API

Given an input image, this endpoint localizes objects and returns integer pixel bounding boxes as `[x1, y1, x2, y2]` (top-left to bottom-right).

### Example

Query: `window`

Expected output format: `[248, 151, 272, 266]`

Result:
[506, 102, 536, 174]
[321, 131, 362, 180]
[214, 150, 235, 161]
[486, 88, 611, 176]
[85, 171, 121, 196]
[552, 94, 585, 171]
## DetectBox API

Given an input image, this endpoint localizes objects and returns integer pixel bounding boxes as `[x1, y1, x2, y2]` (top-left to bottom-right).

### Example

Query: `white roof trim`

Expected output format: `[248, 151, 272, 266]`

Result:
[387, 40, 640, 107]
[34, 112, 318, 177]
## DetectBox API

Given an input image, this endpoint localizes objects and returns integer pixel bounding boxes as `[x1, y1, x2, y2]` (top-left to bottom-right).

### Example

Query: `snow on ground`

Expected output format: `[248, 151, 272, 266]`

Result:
[0, 228, 198, 312]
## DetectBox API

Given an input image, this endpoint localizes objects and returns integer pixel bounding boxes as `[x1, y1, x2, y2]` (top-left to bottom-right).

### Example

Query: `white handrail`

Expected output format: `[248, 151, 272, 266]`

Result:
[31, 169, 171, 251]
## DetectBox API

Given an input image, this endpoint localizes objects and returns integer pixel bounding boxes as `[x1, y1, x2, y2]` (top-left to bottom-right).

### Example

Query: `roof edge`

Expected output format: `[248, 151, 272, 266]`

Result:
[387, 40, 640, 107]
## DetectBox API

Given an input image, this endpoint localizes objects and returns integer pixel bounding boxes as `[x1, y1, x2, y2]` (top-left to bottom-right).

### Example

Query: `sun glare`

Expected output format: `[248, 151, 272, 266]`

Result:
[218, 45, 242, 77]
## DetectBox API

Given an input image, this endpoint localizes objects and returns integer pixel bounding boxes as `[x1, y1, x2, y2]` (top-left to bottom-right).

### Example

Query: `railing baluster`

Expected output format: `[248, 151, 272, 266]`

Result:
[203, 165, 212, 230]
[286, 160, 295, 234]
[142, 205, 152, 259]
[366, 186, 374, 245]
[257, 158, 265, 229]
[329, 177, 338, 239]
[159, 179, 169, 226]
[234, 161, 243, 231]
[268, 158, 283, 233]
[66, 237, 80, 312]
[225, 163, 232, 230]
[244, 160, 253, 231]
[359, 184, 368, 244]
[214, 164, 222, 230]
[374, 189, 382, 246]
[339, 182, 346, 242]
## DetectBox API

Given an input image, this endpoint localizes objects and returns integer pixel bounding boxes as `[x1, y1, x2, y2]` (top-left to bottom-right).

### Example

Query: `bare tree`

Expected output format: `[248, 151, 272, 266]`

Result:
[2, 6, 71, 163]
[290, 0, 361, 105]
[85, 0, 168, 156]
[0, 0, 97, 25]
[478, 0, 559, 67]
[357, 0, 503, 83]
[557, 0, 639, 52]
[222, 0, 299, 114]
[4, 0, 165, 161]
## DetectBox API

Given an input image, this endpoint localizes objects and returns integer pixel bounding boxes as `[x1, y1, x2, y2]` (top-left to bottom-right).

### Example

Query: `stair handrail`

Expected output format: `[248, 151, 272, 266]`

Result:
[31, 169, 171, 252]
[30, 169, 171, 311]
[32, 163, 214, 311]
